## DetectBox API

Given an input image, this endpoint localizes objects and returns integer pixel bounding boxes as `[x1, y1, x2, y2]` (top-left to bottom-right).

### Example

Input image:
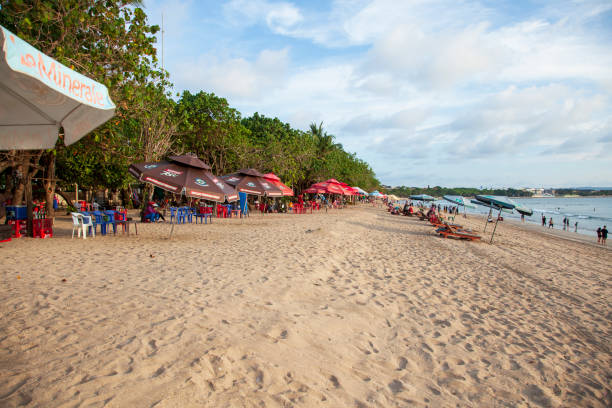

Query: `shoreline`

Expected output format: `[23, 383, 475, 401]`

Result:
[465, 213, 610, 251]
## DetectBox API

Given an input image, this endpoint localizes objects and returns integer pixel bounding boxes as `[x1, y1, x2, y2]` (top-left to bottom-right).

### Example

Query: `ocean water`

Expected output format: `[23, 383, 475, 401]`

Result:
[430, 197, 612, 238]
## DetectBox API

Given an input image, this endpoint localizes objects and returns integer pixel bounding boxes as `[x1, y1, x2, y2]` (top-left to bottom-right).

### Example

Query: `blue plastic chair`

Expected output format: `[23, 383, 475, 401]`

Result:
[186, 207, 195, 223]
[176, 207, 186, 224]
[169, 207, 177, 223]
[104, 210, 117, 234]
[91, 211, 108, 235]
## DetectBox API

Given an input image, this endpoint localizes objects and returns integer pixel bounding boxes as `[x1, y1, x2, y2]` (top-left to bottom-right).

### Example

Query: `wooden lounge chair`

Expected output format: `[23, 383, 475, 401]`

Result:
[436, 222, 481, 241]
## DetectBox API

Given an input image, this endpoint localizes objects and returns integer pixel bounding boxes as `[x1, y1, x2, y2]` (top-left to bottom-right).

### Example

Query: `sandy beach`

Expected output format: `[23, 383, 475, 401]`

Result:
[1, 205, 610, 407]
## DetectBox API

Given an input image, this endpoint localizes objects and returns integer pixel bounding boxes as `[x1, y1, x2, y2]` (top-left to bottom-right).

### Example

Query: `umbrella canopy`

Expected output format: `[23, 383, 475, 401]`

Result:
[387, 194, 400, 201]
[443, 195, 477, 209]
[410, 194, 435, 201]
[223, 169, 283, 197]
[338, 183, 359, 195]
[514, 202, 533, 216]
[129, 155, 238, 202]
[303, 186, 326, 194]
[369, 190, 383, 197]
[470, 199, 513, 213]
[475, 195, 516, 210]
[309, 181, 345, 195]
[263, 173, 294, 196]
[352, 186, 367, 195]
[0, 25, 115, 150]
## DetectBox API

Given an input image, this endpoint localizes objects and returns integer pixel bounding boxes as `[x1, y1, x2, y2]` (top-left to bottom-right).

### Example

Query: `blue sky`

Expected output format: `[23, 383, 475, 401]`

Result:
[143, 0, 612, 188]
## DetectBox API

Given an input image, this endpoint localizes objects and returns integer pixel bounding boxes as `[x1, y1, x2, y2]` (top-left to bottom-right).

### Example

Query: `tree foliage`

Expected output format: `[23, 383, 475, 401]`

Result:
[383, 186, 534, 198]
[0, 1, 380, 204]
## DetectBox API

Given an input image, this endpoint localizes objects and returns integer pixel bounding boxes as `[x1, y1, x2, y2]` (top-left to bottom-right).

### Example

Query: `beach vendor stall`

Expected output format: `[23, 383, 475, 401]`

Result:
[0, 25, 116, 237]
[129, 154, 238, 236]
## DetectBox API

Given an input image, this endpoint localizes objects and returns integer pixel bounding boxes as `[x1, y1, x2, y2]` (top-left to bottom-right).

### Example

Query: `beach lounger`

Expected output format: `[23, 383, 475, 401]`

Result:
[435, 222, 480, 241]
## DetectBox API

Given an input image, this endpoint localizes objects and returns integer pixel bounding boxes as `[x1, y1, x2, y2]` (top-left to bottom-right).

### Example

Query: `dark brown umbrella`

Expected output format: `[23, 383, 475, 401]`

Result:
[129, 155, 238, 202]
[222, 168, 283, 197]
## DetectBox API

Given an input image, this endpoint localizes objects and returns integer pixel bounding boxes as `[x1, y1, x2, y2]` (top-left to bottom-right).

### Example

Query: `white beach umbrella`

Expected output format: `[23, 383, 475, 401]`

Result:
[0, 25, 115, 150]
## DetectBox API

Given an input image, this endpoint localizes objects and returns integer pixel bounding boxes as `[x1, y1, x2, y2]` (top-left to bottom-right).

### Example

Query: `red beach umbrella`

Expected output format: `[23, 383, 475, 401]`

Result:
[263, 173, 294, 196]
[309, 181, 344, 195]
[222, 168, 283, 197]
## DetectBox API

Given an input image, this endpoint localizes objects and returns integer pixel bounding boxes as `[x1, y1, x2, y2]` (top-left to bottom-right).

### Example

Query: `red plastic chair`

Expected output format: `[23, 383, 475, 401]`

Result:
[196, 206, 213, 224]
[216, 205, 228, 218]
[113, 210, 128, 233]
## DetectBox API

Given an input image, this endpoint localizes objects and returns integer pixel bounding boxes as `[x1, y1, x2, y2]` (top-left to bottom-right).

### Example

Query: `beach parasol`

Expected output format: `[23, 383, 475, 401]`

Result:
[352, 186, 367, 195]
[475, 195, 516, 243]
[443, 195, 476, 209]
[129, 155, 238, 203]
[513, 202, 533, 216]
[443, 195, 476, 218]
[303, 186, 326, 194]
[222, 169, 283, 197]
[369, 190, 383, 197]
[309, 181, 345, 195]
[263, 173, 294, 196]
[0, 25, 115, 150]
[129, 154, 238, 238]
[409, 194, 436, 202]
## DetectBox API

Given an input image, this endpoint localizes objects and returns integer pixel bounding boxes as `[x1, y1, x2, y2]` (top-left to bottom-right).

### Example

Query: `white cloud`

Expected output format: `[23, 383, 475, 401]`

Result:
[173, 48, 290, 99]
[149, 0, 612, 186]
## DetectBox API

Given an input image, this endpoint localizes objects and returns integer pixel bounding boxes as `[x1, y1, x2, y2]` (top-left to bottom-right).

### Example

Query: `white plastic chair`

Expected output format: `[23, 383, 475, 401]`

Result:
[71, 212, 95, 239]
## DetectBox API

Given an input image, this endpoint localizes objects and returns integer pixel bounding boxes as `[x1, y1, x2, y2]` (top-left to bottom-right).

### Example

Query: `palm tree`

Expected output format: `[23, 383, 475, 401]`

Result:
[309, 121, 339, 157]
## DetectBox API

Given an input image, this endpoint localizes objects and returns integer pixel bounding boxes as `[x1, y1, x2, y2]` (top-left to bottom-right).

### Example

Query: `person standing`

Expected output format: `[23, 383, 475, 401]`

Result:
[542, 214, 546, 226]
[548, 218, 554, 229]
[602, 226, 608, 245]
[596, 227, 602, 243]
[574, 221, 578, 232]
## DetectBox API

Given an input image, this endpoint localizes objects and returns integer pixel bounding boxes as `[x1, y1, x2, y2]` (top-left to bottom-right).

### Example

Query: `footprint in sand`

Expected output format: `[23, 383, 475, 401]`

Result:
[397, 357, 408, 370]
[388, 379, 404, 394]
[329, 375, 341, 388]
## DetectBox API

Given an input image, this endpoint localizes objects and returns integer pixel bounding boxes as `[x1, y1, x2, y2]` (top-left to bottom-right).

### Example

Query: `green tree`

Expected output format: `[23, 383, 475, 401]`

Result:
[174, 91, 250, 174]
[0, 0, 165, 212]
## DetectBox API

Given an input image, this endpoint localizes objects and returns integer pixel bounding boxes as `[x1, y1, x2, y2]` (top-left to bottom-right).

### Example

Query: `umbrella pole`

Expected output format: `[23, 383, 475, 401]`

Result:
[169, 217, 175, 239]
[490, 207, 502, 244]
[483, 208, 492, 232]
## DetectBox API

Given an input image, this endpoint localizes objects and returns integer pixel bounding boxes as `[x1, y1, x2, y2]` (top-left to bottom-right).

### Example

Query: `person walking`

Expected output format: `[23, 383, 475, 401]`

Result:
[574, 221, 578, 232]
[542, 214, 546, 226]
[596, 227, 602, 243]
[548, 218, 554, 229]
[601, 226, 607, 245]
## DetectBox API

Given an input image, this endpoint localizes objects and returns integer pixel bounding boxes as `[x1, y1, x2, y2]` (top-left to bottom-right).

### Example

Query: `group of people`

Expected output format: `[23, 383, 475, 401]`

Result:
[541, 214, 578, 232]
[596, 226, 608, 245]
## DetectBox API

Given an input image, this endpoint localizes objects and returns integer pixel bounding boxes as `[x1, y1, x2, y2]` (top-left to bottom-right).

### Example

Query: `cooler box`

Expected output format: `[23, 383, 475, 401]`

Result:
[6, 205, 27, 220]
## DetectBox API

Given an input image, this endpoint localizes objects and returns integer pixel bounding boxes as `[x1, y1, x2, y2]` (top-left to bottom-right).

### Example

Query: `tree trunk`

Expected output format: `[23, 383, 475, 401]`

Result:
[44, 153, 56, 218]
[12, 160, 26, 205]
[55, 189, 74, 210]
[25, 173, 34, 237]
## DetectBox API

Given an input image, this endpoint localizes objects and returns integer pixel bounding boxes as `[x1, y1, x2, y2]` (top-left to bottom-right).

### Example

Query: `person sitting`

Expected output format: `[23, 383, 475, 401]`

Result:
[143, 201, 161, 223]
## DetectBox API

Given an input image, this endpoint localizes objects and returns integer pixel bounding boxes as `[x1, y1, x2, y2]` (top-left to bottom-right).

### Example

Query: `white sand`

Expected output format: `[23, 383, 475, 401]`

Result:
[0, 206, 610, 407]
